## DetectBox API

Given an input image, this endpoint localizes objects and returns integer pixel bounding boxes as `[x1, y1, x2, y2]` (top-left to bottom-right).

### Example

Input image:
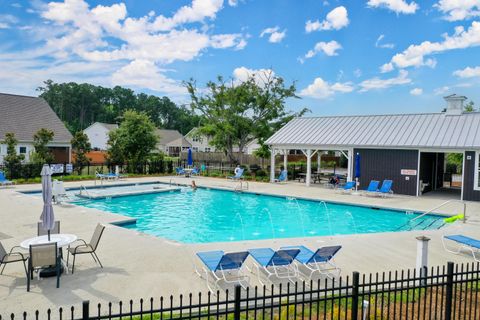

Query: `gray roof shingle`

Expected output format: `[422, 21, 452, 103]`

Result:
[266, 112, 480, 150]
[0, 93, 72, 143]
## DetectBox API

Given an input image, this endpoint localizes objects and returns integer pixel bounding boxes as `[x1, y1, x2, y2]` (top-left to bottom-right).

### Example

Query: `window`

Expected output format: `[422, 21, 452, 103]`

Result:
[19, 146, 27, 154]
[205, 147, 211, 153]
[192, 136, 200, 142]
[193, 147, 199, 152]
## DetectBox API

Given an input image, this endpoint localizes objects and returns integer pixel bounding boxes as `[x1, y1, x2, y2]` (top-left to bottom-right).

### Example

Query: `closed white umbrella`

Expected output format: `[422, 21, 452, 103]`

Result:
[40, 164, 55, 241]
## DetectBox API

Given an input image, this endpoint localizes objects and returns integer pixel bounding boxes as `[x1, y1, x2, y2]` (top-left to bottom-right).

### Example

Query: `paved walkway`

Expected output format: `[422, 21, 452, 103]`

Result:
[1, 176, 479, 317]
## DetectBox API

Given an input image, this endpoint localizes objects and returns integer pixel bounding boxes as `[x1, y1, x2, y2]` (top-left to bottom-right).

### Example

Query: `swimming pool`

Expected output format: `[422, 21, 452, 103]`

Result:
[71, 187, 445, 243]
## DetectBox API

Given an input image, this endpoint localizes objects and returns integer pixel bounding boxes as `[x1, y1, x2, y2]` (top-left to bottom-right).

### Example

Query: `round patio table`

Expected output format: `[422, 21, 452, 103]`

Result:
[20, 234, 77, 276]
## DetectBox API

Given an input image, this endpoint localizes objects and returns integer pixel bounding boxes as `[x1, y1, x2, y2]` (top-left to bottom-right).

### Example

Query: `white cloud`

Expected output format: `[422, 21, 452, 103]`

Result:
[381, 21, 480, 71]
[359, 70, 412, 92]
[300, 77, 354, 99]
[304, 41, 342, 59]
[410, 87, 423, 95]
[453, 66, 480, 78]
[305, 6, 349, 32]
[367, 0, 419, 14]
[434, 0, 480, 21]
[111, 59, 186, 96]
[260, 26, 287, 43]
[434, 86, 450, 95]
[375, 34, 395, 49]
[354, 69, 362, 78]
[228, 0, 238, 6]
[232, 67, 276, 86]
[0, 14, 19, 29]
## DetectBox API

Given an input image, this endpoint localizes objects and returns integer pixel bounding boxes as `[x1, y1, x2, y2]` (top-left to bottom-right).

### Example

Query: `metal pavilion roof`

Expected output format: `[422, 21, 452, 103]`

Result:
[266, 112, 480, 150]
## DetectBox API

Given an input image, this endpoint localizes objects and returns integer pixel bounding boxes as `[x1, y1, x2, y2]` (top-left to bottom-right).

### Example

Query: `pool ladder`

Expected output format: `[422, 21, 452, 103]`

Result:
[234, 181, 249, 192]
[79, 185, 92, 199]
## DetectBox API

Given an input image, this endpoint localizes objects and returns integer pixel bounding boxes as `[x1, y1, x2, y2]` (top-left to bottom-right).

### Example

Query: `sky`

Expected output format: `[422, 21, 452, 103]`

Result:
[0, 0, 479, 116]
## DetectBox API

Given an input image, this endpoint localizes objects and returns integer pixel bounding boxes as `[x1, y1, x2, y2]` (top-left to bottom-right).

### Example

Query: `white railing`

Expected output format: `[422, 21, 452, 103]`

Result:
[79, 185, 92, 199]
[410, 200, 467, 223]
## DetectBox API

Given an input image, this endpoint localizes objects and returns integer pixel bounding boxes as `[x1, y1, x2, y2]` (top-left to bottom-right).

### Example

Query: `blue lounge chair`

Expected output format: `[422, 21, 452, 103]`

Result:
[228, 168, 244, 180]
[247, 248, 300, 285]
[377, 180, 393, 197]
[191, 167, 200, 176]
[175, 167, 186, 176]
[340, 181, 356, 193]
[274, 170, 287, 183]
[281, 245, 342, 280]
[363, 180, 380, 196]
[0, 172, 13, 187]
[442, 235, 480, 262]
[195, 251, 250, 292]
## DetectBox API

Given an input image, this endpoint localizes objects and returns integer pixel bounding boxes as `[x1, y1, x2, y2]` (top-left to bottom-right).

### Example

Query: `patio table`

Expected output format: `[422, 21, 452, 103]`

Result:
[21, 234, 77, 275]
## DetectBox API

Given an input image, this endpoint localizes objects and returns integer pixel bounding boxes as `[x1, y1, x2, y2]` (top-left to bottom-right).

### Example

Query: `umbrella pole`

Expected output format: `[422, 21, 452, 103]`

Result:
[48, 230, 51, 241]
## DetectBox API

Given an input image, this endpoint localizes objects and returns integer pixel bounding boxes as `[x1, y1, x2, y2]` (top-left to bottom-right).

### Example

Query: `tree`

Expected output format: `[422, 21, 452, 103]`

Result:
[71, 131, 92, 174]
[31, 128, 55, 164]
[185, 72, 308, 164]
[464, 100, 476, 112]
[2, 133, 24, 178]
[106, 110, 158, 171]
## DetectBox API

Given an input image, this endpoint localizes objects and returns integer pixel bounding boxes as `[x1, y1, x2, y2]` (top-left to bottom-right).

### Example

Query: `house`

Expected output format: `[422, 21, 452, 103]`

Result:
[0, 93, 72, 163]
[185, 128, 216, 152]
[267, 94, 480, 201]
[156, 129, 191, 157]
[83, 122, 118, 150]
[245, 139, 261, 155]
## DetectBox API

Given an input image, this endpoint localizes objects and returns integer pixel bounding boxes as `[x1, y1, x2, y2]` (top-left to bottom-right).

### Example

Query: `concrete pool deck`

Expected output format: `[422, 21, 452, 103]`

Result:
[1, 176, 480, 316]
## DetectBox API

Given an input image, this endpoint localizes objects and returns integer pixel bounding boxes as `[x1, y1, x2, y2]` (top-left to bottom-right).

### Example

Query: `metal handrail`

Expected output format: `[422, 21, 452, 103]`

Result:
[79, 185, 91, 199]
[234, 181, 249, 191]
[410, 199, 467, 223]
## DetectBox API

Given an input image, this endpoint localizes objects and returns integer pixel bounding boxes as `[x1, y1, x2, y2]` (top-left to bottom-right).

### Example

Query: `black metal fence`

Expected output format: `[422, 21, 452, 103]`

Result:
[3, 261, 479, 320]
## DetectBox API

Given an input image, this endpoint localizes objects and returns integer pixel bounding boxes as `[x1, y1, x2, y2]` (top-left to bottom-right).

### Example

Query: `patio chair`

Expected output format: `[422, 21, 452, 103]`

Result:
[228, 168, 244, 181]
[27, 243, 60, 291]
[67, 224, 105, 273]
[281, 245, 342, 280]
[442, 235, 480, 262]
[175, 167, 186, 176]
[247, 248, 300, 285]
[0, 171, 13, 187]
[191, 167, 200, 176]
[52, 180, 69, 203]
[37, 221, 60, 236]
[362, 180, 380, 196]
[195, 250, 250, 292]
[0, 241, 28, 277]
[274, 170, 288, 183]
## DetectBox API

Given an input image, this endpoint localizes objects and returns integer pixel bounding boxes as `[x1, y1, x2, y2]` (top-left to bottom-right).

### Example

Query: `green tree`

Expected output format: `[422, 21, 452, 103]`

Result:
[71, 131, 92, 174]
[105, 130, 125, 165]
[2, 133, 24, 178]
[31, 128, 55, 164]
[106, 110, 158, 171]
[185, 72, 308, 164]
[464, 100, 476, 112]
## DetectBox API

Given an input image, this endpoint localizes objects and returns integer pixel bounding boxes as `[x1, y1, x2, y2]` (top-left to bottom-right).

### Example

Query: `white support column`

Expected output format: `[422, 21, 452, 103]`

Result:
[306, 149, 312, 187]
[317, 152, 321, 174]
[283, 150, 288, 181]
[68, 146, 72, 163]
[270, 148, 276, 183]
[345, 150, 352, 181]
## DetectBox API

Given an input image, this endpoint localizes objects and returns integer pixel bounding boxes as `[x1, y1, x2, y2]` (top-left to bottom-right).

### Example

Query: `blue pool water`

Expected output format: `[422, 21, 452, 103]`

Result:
[71, 187, 445, 243]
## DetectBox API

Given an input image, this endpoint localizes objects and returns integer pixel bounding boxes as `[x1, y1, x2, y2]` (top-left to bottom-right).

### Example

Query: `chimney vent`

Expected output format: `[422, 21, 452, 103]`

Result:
[444, 94, 467, 115]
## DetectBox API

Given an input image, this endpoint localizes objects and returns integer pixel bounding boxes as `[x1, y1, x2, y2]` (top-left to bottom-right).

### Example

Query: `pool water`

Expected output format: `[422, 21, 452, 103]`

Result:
[72, 187, 445, 243]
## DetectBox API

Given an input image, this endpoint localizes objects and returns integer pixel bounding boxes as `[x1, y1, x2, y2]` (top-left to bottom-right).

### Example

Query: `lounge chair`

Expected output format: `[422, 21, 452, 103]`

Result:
[195, 250, 249, 292]
[0, 241, 28, 277]
[442, 235, 480, 262]
[339, 181, 356, 193]
[228, 168, 244, 181]
[247, 248, 300, 285]
[362, 180, 380, 196]
[175, 167, 186, 176]
[28, 243, 61, 291]
[281, 245, 342, 280]
[191, 167, 200, 176]
[377, 180, 393, 197]
[52, 180, 69, 203]
[37, 221, 60, 236]
[274, 170, 288, 183]
[0, 172, 13, 187]
[67, 224, 105, 273]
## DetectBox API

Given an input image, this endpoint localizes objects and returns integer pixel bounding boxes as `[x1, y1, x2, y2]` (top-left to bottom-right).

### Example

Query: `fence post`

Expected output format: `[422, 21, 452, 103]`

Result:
[351, 271, 360, 320]
[444, 262, 454, 320]
[82, 301, 89, 320]
[234, 285, 241, 320]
